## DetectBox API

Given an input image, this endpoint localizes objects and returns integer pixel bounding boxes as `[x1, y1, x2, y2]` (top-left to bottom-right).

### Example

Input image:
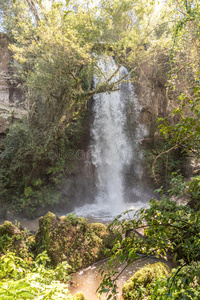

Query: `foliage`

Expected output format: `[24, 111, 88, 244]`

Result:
[167, 0, 200, 96]
[144, 139, 185, 188]
[0, 221, 29, 258]
[0, 1, 199, 297]
[122, 262, 169, 300]
[0, 111, 89, 215]
[97, 16, 200, 292]
[151, 86, 200, 184]
[35, 212, 115, 269]
[98, 177, 200, 298]
[0, 252, 31, 280]
[0, 0, 184, 214]
[168, 173, 200, 206]
[149, 0, 200, 184]
[157, 87, 200, 157]
[152, 262, 200, 299]
[0, 251, 76, 300]
[73, 292, 87, 300]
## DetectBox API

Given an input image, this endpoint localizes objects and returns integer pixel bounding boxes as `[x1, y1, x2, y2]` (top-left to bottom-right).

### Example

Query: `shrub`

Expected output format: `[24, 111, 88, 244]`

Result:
[122, 262, 169, 300]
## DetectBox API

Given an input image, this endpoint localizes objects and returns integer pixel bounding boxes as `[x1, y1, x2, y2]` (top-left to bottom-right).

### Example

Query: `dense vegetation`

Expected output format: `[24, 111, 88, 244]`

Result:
[0, 251, 74, 299]
[0, 0, 199, 213]
[0, 0, 188, 214]
[0, 0, 200, 299]
[0, 213, 115, 299]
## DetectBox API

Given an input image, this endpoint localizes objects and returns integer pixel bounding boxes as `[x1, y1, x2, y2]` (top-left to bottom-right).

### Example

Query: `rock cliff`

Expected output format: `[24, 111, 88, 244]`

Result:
[0, 33, 26, 134]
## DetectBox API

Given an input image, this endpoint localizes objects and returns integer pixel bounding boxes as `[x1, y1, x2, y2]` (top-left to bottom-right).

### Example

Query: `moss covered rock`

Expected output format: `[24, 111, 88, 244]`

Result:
[73, 292, 87, 300]
[122, 262, 169, 300]
[0, 221, 29, 258]
[35, 212, 115, 270]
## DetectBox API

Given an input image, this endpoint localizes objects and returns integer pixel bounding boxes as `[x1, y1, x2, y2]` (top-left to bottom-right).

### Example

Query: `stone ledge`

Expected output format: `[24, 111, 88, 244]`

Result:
[0, 103, 27, 132]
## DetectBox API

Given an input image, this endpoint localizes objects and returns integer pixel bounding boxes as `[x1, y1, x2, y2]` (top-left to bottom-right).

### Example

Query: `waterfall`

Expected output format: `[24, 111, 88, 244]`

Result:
[73, 57, 149, 221]
[91, 58, 132, 212]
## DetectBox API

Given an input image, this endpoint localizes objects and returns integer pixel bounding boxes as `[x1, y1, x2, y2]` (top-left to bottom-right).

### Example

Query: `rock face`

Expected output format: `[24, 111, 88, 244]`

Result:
[0, 33, 26, 134]
[122, 262, 169, 300]
[135, 56, 169, 137]
[0, 221, 29, 258]
[35, 212, 115, 269]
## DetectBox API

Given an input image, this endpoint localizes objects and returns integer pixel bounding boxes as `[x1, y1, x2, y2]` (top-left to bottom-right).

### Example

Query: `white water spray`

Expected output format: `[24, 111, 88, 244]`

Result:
[73, 57, 149, 221]
[91, 58, 132, 212]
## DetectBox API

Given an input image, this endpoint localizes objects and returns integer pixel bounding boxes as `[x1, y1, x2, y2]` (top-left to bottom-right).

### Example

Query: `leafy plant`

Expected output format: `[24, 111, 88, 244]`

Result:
[0, 281, 36, 300]
[98, 179, 200, 299]
[0, 252, 30, 280]
[152, 262, 200, 299]
[0, 251, 74, 300]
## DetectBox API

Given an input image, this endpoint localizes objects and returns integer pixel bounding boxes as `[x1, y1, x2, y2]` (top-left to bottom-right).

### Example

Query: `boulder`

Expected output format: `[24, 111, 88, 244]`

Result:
[35, 212, 115, 270]
[122, 262, 169, 300]
[73, 292, 87, 300]
[0, 221, 29, 258]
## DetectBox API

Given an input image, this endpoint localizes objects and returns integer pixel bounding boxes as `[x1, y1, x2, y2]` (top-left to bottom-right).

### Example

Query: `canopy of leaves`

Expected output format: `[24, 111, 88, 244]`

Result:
[0, 0, 174, 212]
[0, 251, 75, 299]
[98, 185, 200, 299]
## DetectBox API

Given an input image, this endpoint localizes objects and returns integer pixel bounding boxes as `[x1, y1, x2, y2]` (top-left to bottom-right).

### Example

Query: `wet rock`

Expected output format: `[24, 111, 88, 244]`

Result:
[89, 222, 116, 251]
[0, 221, 29, 258]
[5, 209, 16, 220]
[122, 262, 169, 300]
[0, 34, 26, 134]
[35, 212, 115, 269]
[0, 207, 7, 219]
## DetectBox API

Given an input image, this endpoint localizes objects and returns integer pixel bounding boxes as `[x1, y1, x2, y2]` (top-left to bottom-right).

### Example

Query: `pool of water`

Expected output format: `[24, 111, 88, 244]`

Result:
[69, 257, 171, 300]
[71, 201, 149, 223]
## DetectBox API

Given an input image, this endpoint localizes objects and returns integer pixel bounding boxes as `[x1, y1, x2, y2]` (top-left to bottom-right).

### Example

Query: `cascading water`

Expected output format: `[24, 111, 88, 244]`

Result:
[73, 57, 149, 221]
[91, 58, 133, 212]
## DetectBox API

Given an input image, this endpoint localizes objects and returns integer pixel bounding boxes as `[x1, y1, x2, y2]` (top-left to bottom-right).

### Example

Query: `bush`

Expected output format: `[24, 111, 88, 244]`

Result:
[122, 262, 169, 300]
[0, 251, 77, 300]
[35, 212, 115, 269]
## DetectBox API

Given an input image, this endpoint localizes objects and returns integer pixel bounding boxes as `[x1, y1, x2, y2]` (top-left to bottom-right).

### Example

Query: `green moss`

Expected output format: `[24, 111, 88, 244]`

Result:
[122, 262, 169, 300]
[0, 233, 12, 252]
[0, 221, 29, 258]
[73, 292, 87, 300]
[28, 235, 36, 252]
[35, 212, 116, 270]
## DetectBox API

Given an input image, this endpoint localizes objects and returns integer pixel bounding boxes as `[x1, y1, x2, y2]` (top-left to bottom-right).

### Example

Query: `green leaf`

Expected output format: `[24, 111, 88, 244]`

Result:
[17, 291, 35, 298]
[190, 214, 196, 222]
